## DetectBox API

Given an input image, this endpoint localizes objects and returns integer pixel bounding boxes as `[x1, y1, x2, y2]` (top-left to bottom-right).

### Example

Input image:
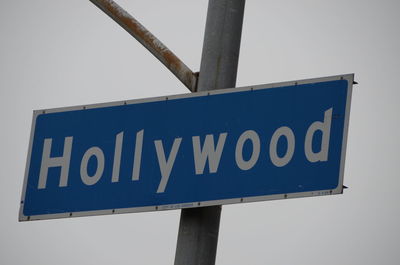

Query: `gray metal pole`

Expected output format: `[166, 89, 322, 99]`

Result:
[174, 1, 245, 265]
[197, 0, 246, 92]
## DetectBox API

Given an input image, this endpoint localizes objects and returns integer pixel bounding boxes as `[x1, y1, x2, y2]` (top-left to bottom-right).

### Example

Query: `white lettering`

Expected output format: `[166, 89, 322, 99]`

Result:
[270, 127, 295, 167]
[80, 147, 105, 186]
[192, 133, 227, 175]
[132, 130, 144, 181]
[111, 132, 124, 183]
[154, 138, 182, 193]
[235, 130, 260, 170]
[38, 137, 73, 189]
[305, 108, 332, 162]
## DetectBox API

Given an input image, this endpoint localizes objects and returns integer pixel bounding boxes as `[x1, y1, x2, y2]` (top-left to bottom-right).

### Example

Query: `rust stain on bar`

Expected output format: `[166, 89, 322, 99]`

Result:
[90, 0, 197, 92]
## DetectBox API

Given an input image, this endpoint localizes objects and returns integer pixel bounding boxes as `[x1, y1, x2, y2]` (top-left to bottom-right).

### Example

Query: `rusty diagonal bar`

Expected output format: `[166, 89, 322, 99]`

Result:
[90, 0, 198, 92]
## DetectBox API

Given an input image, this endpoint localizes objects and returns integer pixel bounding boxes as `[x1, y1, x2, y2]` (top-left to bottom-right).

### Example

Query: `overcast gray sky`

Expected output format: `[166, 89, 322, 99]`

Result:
[1, 1, 400, 264]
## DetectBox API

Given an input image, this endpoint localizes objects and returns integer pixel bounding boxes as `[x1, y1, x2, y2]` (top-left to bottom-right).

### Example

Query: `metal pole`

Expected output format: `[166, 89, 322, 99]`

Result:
[89, 0, 198, 92]
[174, 1, 245, 265]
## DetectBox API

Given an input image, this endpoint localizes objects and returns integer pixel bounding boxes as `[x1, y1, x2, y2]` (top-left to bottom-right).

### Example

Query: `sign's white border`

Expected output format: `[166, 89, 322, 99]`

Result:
[19, 74, 354, 221]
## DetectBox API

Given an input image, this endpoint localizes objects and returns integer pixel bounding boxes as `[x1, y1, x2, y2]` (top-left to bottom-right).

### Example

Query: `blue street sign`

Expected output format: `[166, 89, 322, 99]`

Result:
[19, 74, 353, 221]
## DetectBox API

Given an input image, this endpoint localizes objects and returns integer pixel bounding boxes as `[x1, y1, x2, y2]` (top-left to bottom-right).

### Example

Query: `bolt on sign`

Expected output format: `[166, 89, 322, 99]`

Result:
[19, 74, 353, 221]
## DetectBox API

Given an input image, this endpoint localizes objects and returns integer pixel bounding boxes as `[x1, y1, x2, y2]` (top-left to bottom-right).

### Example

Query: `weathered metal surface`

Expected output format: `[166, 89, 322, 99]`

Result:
[174, 1, 246, 265]
[90, 0, 198, 92]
